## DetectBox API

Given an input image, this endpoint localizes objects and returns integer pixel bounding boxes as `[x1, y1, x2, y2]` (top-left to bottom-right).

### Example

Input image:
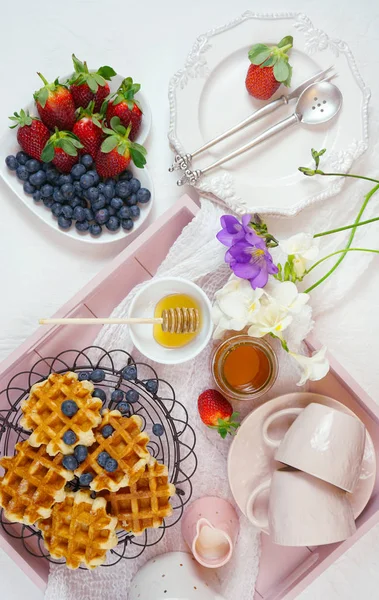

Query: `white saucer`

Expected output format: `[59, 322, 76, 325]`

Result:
[227, 392, 376, 533]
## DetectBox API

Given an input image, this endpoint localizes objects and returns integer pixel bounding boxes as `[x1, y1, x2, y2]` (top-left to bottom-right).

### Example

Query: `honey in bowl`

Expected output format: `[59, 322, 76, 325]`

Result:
[153, 293, 201, 348]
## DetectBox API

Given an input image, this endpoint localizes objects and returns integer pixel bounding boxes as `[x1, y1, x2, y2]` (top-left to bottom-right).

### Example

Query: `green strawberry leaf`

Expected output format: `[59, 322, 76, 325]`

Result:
[118, 142, 127, 156]
[92, 116, 102, 128]
[131, 142, 147, 156]
[70, 138, 84, 149]
[93, 73, 106, 87]
[250, 49, 272, 66]
[87, 75, 98, 94]
[60, 139, 77, 156]
[273, 59, 289, 83]
[277, 35, 293, 49]
[101, 136, 118, 153]
[98, 66, 117, 80]
[130, 147, 146, 168]
[41, 142, 55, 163]
[248, 43, 269, 61]
[102, 126, 114, 136]
[72, 54, 86, 73]
[282, 64, 293, 87]
[37, 87, 49, 109]
[261, 55, 276, 68]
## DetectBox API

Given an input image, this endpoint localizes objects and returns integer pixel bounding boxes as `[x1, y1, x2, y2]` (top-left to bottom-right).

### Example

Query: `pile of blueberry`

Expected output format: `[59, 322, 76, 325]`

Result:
[5, 151, 151, 236]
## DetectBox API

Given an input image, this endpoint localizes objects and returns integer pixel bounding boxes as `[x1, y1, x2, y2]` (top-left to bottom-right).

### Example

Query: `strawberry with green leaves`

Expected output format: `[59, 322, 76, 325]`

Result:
[198, 389, 240, 439]
[95, 116, 146, 178]
[106, 77, 142, 140]
[69, 54, 116, 112]
[34, 73, 76, 131]
[41, 129, 83, 173]
[9, 109, 50, 161]
[246, 36, 293, 100]
[72, 101, 105, 159]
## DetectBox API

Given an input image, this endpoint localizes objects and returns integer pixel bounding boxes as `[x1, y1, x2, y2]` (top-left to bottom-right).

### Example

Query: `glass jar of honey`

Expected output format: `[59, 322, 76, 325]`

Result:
[212, 335, 278, 401]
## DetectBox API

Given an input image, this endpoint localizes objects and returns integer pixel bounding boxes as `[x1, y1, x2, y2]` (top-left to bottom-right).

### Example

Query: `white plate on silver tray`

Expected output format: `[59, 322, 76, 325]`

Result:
[0, 73, 153, 245]
[168, 12, 370, 216]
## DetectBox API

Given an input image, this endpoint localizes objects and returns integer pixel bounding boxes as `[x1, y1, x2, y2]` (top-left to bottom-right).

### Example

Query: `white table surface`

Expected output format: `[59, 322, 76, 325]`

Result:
[0, 0, 378, 598]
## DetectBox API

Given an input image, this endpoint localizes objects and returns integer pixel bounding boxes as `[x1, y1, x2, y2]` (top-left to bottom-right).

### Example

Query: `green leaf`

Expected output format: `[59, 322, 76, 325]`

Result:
[110, 116, 121, 130]
[87, 75, 98, 94]
[60, 139, 77, 156]
[132, 142, 147, 156]
[273, 59, 289, 83]
[98, 66, 117, 80]
[277, 35, 293, 49]
[248, 43, 269, 62]
[72, 54, 86, 73]
[102, 126, 114, 136]
[261, 55, 277, 67]
[282, 64, 293, 87]
[130, 147, 146, 168]
[37, 87, 49, 108]
[92, 116, 102, 128]
[311, 148, 326, 168]
[250, 49, 272, 66]
[100, 136, 118, 153]
[70, 138, 84, 149]
[93, 73, 106, 87]
[41, 142, 55, 163]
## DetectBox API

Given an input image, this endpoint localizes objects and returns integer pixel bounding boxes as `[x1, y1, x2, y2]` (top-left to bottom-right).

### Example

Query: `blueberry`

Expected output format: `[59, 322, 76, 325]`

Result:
[61, 400, 79, 417]
[70, 197, 82, 208]
[91, 195, 106, 211]
[104, 457, 118, 472]
[118, 206, 131, 220]
[41, 184, 54, 198]
[33, 190, 42, 202]
[104, 178, 115, 186]
[5, 155, 18, 170]
[87, 187, 99, 202]
[73, 206, 86, 221]
[108, 206, 116, 216]
[117, 402, 130, 414]
[53, 188, 64, 203]
[106, 216, 120, 231]
[110, 197, 123, 210]
[71, 163, 86, 180]
[46, 168, 60, 184]
[16, 151, 29, 165]
[51, 202, 63, 217]
[98, 182, 106, 194]
[25, 159, 40, 173]
[102, 425, 114, 439]
[16, 165, 29, 181]
[137, 188, 151, 204]
[95, 208, 110, 225]
[87, 169, 100, 185]
[23, 181, 35, 194]
[145, 379, 158, 394]
[74, 445, 88, 463]
[61, 183, 74, 200]
[58, 174, 72, 186]
[78, 371, 90, 381]
[76, 220, 90, 232]
[81, 154, 94, 169]
[58, 216, 72, 229]
[79, 472, 93, 486]
[122, 365, 137, 380]
[97, 451, 110, 468]
[119, 170, 132, 181]
[90, 223, 102, 236]
[126, 194, 137, 206]
[121, 219, 134, 231]
[152, 423, 164, 437]
[80, 199, 87, 208]
[61, 205, 73, 219]
[129, 205, 140, 219]
[125, 389, 139, 403]
[62, 455, 79, 471]
[84, 208, 94, 221]
[90, 369, 105, 383]
[73, 180, 83, 196]
[115, 181, 131, 199]
[80, 174, 93, 190]
[43, 198, 54, 209]
[104, 184, 115, 200]
[63, 429, 77, 445]
[111, 389, 124, 403]
[129, 178, 141, 194]
[92, 387, 106, 402]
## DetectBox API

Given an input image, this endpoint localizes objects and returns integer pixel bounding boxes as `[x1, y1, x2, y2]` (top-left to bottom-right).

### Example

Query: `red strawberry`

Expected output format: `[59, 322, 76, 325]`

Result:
[34, 73, 76, 131]
[72, 101, 104, 159]
[9, 109, 50, 160]
[69, 54, 116, 112]
[41, 129, 83, 173]
[246, 36, 293, 100]
[106, 77, 142, 141]
[95, 116, 146, 178]
[198, 389, 240, 439]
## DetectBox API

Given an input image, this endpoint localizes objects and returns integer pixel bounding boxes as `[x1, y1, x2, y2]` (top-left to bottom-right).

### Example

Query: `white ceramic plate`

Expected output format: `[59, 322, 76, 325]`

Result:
[227, 392, 376, 533]
[169, 12, 370, 216]
[0, 73, 153, 245]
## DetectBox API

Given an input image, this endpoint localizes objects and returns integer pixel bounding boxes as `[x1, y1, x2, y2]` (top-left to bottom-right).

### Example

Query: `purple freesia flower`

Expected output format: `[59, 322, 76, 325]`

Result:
[216, 214, 252, 247]
[226, 240, 278, 289]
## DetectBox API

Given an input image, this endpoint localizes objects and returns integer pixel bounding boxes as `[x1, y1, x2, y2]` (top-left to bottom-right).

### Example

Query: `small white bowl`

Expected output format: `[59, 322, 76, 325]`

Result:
[128, 277, 212, 365]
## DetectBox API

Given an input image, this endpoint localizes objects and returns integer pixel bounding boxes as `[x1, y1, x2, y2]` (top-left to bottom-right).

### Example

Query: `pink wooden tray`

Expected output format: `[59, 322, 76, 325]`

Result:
[0, 194, 378, 598]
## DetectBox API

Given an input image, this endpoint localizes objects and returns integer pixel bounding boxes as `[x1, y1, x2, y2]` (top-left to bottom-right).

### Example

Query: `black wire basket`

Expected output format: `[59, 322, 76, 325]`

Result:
[0, 346, 197, 566]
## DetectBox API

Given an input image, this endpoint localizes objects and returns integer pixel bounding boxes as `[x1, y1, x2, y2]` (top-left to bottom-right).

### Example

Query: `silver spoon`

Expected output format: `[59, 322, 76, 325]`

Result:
[177, 81, 343, 186]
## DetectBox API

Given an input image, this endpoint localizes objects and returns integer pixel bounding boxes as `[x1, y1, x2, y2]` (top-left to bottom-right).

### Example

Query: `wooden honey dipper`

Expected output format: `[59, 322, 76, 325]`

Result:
[39, 307, 200, 334]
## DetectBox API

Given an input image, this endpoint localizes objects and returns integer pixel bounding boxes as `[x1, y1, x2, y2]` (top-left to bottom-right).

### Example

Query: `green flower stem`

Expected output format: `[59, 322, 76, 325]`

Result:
[312, 170, 379, 185]
[307, 248, 379, 274]
[279, 43, 292, 54]
[304, 183, 379, 294]
[314, 216, 379, 238]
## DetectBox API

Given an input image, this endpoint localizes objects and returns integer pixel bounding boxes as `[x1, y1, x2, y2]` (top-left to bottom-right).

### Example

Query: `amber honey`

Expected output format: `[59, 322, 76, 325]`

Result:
[212, 335, 278, 401]
[153, 293, 201, 348]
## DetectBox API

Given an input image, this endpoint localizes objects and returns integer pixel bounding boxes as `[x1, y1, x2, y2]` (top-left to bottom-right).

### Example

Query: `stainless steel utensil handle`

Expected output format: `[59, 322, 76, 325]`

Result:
[201, 113, 299, 175]
[192, 96, 288, 159]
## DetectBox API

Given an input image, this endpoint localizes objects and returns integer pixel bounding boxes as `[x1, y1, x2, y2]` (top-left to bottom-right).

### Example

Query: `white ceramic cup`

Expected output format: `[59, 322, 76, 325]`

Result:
[262, 402, 365, 492]
[246, 468, 356, 546]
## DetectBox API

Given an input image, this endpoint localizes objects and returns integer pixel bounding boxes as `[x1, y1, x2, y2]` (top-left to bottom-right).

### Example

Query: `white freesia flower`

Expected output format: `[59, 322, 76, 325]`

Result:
[290, 347, 330, 386]
[279, 233, 319, 277]
[247, 302, 293, 339]
[212, 276, 264, 339]
[263, 279, 309, 314]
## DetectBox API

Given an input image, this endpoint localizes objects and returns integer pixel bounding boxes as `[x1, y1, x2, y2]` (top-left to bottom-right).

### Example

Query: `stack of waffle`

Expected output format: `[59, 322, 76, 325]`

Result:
[0, 371, 175, 569]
